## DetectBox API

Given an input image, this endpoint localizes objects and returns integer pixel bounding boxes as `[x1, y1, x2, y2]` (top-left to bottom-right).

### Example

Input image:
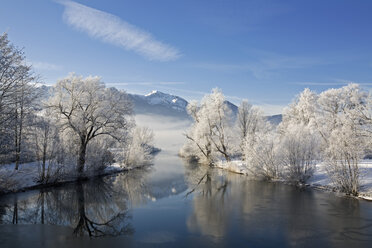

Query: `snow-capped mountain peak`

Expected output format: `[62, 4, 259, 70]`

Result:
[145, 90, 159, 96]
[142, 90, 188, 111]
[128, 90, 189, 117]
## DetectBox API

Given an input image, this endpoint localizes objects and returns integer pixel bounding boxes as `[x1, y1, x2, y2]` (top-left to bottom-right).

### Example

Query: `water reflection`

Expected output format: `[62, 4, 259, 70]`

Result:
[185, 164, 230, 239]
[0, 158, 372, 247]
[72, 182, 133, 237]
[184, 162, 372, 247]
[0, 169, 151, 237]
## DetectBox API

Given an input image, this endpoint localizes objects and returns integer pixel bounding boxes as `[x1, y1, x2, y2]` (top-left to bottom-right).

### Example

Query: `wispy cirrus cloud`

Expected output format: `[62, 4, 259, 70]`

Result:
[57, 0, 181, 61]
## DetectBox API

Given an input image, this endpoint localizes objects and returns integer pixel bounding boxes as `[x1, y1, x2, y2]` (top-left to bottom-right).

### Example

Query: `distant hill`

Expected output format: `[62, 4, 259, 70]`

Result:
[128, 90, 190, 119]
[266, 114, 283, 126]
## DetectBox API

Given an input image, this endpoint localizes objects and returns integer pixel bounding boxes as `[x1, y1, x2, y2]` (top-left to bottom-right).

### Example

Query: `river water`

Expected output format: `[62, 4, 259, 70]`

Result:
[0, 115, 372, 247]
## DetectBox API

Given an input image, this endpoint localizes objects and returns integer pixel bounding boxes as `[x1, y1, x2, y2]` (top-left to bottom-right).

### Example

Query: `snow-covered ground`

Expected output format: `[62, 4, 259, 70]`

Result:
[0, 161, 130, 194]
[216, 160, 372, 201]
[215, 160, 250, 175]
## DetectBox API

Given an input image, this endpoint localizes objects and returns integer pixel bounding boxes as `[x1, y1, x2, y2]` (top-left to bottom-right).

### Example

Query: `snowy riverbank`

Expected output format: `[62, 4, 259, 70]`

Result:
[0, 161, 139, 195]
[216, 160, 372, 201]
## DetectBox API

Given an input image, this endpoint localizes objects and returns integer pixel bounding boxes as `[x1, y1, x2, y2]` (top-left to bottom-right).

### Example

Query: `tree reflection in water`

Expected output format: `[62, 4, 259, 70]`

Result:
[0, 169, 153, 238]
[183, 160, 372, 246]
[184, 162, 230, 239]
[72, 181, 133, 237]
[1, 161, 372, 246]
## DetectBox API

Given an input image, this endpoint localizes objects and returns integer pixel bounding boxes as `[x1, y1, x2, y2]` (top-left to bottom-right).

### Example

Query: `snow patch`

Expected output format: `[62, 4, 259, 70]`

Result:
[145, 90, 159, 96]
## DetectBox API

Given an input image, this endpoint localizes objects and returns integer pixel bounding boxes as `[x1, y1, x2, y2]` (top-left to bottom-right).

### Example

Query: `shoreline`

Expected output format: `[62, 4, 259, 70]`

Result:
[215, 161, 372, 202]
[0, 166, 128, 196]
[0, 163, 156, 196]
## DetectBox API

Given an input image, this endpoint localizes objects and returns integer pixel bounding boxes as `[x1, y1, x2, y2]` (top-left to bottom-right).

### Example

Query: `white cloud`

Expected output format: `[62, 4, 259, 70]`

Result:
[58, 0, 181, 61]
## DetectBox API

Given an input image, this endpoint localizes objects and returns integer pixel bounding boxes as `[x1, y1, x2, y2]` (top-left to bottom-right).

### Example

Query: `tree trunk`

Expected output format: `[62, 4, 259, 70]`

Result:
[12, 198, 18, 224]
[42, 143, 46, 182]
[77, 141, 87, 177]
[40, 191, 45, 224]
[41, 127, 48, 182]
[14, 106, 19, 170]
[14, 91, 24, 171]
[74, 182, 89, 236]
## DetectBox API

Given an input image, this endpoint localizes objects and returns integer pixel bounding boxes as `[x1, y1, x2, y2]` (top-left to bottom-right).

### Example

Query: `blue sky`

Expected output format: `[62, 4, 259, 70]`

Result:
[1, 0, 372, 114]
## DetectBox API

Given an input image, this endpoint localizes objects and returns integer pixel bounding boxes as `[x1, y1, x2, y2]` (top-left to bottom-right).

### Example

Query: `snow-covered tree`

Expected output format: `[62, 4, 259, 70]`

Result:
[278, 89, 321, 183]
[29, 114, 61, 182]
[183, 89, 234, 165]
[121, 126, 155, 168]
[316, 84, 366, 144]
[280, 124, 319, 183]
[46, 73, 133, 176]
[279, 84, 368, 190]
[182, 100, 213, 164]
[325, 117, 363, 195]
[279, 88, 318, 133]
[236, 100, 265, 155]
[316, 84, 368, 194]
[0, 33, 39, 167]
[244, 129, 281, 180]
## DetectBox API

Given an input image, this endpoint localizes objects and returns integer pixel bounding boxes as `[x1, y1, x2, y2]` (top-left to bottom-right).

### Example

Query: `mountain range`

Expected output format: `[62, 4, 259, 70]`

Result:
[128, 90, 282, 125]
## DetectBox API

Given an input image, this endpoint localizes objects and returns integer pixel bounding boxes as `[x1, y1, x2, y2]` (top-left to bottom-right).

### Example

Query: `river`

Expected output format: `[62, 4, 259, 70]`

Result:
[0, 115, 372, 247]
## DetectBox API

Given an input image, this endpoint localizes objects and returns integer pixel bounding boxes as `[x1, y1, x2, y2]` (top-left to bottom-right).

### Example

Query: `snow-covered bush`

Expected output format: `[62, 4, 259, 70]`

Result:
[85, 136, 115, 173]
[244, 130, 282, 180]
[179, 138, 201, 163]
[324, 120, 364, 195]
[279, 124, 319, 184]
[121, 126, 155, 168]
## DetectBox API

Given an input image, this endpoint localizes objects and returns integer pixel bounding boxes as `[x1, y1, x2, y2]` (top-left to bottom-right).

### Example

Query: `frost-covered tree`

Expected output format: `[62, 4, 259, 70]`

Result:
[182, 100, 213, 164]
[280, 124, 319, 183]
[46, 73, 133, 176]
[278, 89, 320, 183]
[236, 100, 264, 154]
[316, 84, 368, 194]
[121, 126, 155, 168]
[316, 84, 366, 144]
[279, 84, 368, 191]
[183, 89, 234, 165]
[325, 118, 363, 195]
[279, 88, 318, 133]
[244, 130, 281, 180]
[29, 114, 61, 182]
[0, 33, 39, 167]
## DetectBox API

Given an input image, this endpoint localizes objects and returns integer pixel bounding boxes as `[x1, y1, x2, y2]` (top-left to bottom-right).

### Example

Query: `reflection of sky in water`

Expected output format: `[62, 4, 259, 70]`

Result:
[0, 115, 372, 247]
[133, 114, 190, 199]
